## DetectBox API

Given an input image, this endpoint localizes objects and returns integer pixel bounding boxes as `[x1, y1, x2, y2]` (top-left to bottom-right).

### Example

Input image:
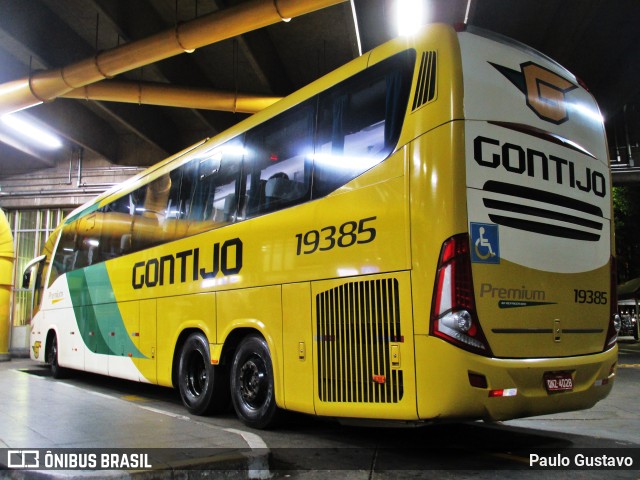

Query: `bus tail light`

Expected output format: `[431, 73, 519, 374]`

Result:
[604, 255, 620, 351]
[430, 234, 492, 356]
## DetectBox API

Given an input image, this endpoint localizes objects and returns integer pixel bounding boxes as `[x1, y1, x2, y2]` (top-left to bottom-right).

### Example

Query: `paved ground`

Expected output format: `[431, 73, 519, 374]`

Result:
[0, 337, 639, 479]
[0, 357, 269, 479]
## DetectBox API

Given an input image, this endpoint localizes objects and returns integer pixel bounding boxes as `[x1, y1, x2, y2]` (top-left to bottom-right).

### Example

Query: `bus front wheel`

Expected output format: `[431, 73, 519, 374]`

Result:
[47, 333, 67, 379]
[177, 332, 229, 415]
[230, 334, 280, 429]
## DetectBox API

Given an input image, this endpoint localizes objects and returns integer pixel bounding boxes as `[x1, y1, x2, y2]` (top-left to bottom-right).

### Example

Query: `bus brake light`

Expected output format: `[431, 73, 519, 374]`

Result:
[489, 388, 517, 398]
[431, 234, 492, 356]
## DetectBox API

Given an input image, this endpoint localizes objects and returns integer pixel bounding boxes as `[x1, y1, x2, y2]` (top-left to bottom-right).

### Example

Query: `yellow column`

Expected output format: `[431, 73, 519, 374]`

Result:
[0, 209, 14, 361]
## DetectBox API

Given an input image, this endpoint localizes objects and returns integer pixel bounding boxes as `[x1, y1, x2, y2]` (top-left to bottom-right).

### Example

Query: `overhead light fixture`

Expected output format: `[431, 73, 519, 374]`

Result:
[1, 113, 63, 150]
[396, 0, 425, 37]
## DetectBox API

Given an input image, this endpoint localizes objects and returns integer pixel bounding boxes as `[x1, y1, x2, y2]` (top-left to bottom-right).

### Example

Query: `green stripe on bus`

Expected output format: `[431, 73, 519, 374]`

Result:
[67, 264, 146, 359]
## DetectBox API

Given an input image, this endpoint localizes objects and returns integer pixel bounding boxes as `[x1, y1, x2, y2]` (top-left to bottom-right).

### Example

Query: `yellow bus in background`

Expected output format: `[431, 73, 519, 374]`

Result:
[26, 24, 618, 429]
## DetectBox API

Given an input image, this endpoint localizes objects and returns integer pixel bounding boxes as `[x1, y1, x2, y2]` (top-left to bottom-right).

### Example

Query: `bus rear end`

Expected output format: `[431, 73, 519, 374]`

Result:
[422, 26, 617, 421]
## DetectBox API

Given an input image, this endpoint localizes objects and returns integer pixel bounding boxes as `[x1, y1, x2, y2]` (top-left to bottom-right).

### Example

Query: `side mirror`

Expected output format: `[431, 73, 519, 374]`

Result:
[22, 270, 31, 289]
[21, 254, 46, 289]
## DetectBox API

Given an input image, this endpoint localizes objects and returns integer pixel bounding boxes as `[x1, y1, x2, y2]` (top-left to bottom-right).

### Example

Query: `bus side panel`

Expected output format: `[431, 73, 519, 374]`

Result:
[31, 272, 80, 369]
[216, 286, 284, 407]
[282, 282, 314, 414]
[408, 122, 468, 336]
[82, 302, 109, 376]
[48, 307, 85, 371]
[380, 23, 464, 151]
[105, 300, 140, 381]
[71, 264, 149, 381]
[155, 292, 216, 388]
[135, 299, 157, 383]
[62, 273, 91, 371]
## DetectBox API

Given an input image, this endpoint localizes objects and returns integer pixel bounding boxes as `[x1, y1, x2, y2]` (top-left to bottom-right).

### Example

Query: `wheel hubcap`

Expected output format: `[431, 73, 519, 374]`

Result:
[239, 357, 267, 407]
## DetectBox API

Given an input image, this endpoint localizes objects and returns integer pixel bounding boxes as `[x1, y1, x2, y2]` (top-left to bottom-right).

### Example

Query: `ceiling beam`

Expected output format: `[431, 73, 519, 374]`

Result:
[90, 101, 181, 157]
[63, 80, 281, 113]
[31, 100, 118, 160]
[0, 0, 347, 116]
[0, 0, 94, 66]
[0, 126, 61, 171]
[91, 0, 230, 135]
[0, 152, 55, 176]
[0, 0, 174, 160]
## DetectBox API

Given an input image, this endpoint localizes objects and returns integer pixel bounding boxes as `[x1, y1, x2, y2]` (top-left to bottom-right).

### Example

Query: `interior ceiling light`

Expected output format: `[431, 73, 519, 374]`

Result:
[1, 113, 63, 150]
[396, 0, 426, 37]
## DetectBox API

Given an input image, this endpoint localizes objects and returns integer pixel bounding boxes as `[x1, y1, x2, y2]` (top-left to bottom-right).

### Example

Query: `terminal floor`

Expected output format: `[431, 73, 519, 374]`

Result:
[0, 357, 268, 478]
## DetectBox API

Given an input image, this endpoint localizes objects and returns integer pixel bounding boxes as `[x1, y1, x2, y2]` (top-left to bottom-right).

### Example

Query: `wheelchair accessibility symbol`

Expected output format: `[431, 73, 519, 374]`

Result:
[470, 223, 500, 264]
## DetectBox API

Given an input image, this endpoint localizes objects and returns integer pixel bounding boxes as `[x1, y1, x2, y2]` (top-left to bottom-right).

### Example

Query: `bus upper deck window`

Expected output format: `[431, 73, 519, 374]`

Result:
[312, 50, 414, 198]
[242, 101, 314, 219]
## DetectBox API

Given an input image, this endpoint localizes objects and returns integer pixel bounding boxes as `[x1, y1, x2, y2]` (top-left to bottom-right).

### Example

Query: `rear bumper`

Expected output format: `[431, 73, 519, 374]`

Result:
[415, 335, 617, 421]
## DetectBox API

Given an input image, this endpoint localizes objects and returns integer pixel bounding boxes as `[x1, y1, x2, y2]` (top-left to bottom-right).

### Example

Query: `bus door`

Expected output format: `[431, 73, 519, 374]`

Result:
[22, 255, 46, 321]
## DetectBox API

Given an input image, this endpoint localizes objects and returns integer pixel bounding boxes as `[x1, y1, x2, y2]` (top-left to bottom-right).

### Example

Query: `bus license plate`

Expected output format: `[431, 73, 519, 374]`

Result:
[544, 372, 573, 393]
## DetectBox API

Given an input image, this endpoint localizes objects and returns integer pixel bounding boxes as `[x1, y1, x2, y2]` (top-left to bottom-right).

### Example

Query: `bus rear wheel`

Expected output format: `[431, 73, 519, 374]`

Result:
[177, 332, 229, 415]
[230, 334, 280, 429]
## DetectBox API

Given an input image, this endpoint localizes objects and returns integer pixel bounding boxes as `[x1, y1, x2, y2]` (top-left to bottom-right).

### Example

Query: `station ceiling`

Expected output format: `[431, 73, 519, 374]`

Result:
[0, 0, 639, 178]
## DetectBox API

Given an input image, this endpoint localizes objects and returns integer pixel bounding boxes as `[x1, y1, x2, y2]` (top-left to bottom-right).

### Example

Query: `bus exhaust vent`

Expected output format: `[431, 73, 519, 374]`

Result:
[412, 51, 437, 111]
[482, 180, 604, 241]
[316, 278, 403, 404]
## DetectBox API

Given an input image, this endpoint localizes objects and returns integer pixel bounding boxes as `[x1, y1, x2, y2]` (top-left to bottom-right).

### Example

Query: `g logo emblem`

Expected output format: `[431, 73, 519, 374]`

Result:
[521, 62, 577, 124]
[491, 61, 578, 124]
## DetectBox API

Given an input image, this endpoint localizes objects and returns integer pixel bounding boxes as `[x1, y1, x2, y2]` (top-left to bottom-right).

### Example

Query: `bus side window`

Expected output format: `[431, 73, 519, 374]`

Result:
[75, 213, 102, 269]
[242, 101, 313, 218]
[131, 174, 179, 251]
[313, 51, 414, 197]
[49, 223, 77, 285]
[165, 167, 186, 220]
[186, 137, 243, 234]
[97, 194, 134, 259]
[49, 215, 101, 281]
[93, 166, 185, 262]
[174, 163, 194, 220]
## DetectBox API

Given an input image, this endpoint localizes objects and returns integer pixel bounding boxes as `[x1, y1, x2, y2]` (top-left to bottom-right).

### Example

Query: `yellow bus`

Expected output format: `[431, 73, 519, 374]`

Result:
[26, 24, 618, 429]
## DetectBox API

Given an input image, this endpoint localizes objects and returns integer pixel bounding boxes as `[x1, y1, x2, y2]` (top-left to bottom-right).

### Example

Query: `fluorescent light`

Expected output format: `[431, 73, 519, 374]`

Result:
[396, 0, 425, 36]
[1, 113, 63, 149]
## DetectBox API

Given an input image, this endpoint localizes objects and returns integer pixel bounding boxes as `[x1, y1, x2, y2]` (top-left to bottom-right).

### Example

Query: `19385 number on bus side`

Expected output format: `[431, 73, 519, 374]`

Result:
[295, 216, 377, 255]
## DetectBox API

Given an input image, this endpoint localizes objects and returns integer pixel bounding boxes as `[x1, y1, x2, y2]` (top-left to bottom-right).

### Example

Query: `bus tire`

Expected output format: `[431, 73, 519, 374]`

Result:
[47, 333, 67, 379]
[177, 332, 229, 415]
[230, 334, 280, 429]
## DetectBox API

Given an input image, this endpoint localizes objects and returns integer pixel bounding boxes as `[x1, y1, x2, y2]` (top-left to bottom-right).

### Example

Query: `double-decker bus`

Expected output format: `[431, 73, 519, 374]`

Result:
[25, 24, 618, 429]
